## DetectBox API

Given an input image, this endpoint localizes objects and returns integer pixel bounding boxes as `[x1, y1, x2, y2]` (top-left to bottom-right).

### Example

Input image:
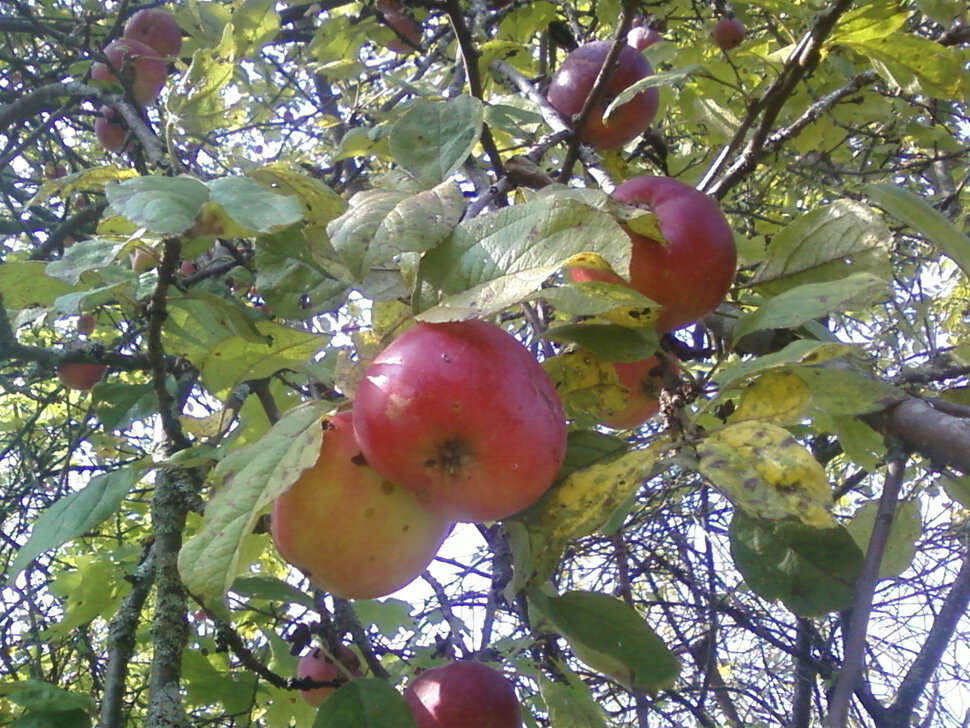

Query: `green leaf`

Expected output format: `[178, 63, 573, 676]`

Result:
[846, 500, 921, 579]
[44, 238, 127, 285]
[351, 598, 416, 636]
[389, 96, 484, 186]
[729, 511, 864, 616]
[177, 401, 331, 606]
[255, 228, 347, 319]
[0, 262, 74, 309]
[230, 574, 315, 608]
[539, 675, 608, 728]
[748, 200, 891, 294]
[0, 681, 95, 713]
[311, 679, 417, 728]
[231, 0, 279, 56]
[605, 65, 703, 119]
[167, 23, 241, 134]
[207, 177, 303, 233]
[542, 323, 660, 363]
[844, 34, 964, 100]
[529, 590, 679, 693]
[829, 3, 910, 43]
[417, 197, 631, 304]
[7, 467, 141, 583]
[10, 709, 91, 728]
[106, 176, 210, 235]
[249, 163, 348, 230]
[329, 183, 464, 280]
[796, 367, 905, 415]
[714, 340, 858, 391]
[866, 183, 970, 282]
[196, 319, 326, 398]
[540, 281, 658, 320]
[734, 272, 888, 340]
[93, 382, 157, 431]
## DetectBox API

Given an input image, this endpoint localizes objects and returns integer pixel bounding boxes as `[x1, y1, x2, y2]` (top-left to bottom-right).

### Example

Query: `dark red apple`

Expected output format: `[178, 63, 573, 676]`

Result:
[77, 313, 96, 336]
[404, 661, 522, 728]
[352, 320, 567, 522]
[377, 0, 421, 54]
[712, 17, 746, 51]
[271, 411, 451, 599]
[601, 354, 679, 429]
[91, 38, 167, 106]
[627, 26, 662, 51]
[57, 362, 107, 391]
[94, 106, 128, 153]
[547, 40, 659, 150]
[296, 647, 362, 707]
[569, 176, 736, 332]
[123, 8, 183, 58]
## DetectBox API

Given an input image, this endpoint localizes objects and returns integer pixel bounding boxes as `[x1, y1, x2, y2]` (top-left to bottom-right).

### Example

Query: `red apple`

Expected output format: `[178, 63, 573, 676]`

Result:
[352, 320, 567, 522]
[547, 40, 659, 150]
[712, 17, 746, 51]
[570, 176, 736, 332]
[123, 8, 183, 58]
[627, 26, 663, 51]
[271, 411, 451, 599]
[377, 0, 421, 54]
[601, 354, 679, 429]
[404, 661, 522, 728]
[296, 647, 362, 707]
[57, 362, 107, 391]
[94, 106, 128, 153]
[179, 260, 197, 275]
[91, 38, 167, 106]
[77, 313, 96, 336]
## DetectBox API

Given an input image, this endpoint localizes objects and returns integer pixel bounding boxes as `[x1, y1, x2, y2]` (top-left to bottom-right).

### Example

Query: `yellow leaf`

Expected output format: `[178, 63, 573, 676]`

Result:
[697, 421, 833, 527]
[543, 350, 627, 423]
[730, 371, 810, 425]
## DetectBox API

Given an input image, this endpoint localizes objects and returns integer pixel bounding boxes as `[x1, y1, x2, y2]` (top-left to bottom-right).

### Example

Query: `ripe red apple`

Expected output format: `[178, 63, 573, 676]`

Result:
[601, 354, 679, 429]
[712, 17, 746, 51]
[77, 313, 96, 336]
[547, 40, 659, 150]
[270, 411, 451, 599]
[627, 26, 663, 51]
[352, 320, 567, 522]
[94, 106, 128, 153]
[569, 176, 736, 332]
[123, 8, 183, 58]
[91, 38, 167, 106]
[296, 647, 362, 707]
[179, 260, 197, 275]
[404, 661, 522, 728]
[57, 362, 107, 391]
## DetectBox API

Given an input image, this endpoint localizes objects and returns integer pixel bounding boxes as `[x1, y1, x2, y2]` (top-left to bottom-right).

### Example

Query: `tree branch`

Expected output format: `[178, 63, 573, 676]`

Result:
[823, 453, 907, 728]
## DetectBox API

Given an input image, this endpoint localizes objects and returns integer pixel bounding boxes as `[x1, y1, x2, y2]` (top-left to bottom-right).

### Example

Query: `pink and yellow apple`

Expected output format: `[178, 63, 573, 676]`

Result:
[123, 8, 183, 58]
[270, 411, 451, 599]
[91, 38, 167, 106]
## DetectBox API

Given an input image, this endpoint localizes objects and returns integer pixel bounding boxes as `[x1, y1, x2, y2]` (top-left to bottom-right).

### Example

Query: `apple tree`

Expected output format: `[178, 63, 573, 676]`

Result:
[1, 1, 969, 727]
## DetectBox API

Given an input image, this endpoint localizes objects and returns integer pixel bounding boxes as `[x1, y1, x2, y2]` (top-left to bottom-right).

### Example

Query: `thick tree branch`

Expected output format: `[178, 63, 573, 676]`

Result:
[823, 454, 907, 728]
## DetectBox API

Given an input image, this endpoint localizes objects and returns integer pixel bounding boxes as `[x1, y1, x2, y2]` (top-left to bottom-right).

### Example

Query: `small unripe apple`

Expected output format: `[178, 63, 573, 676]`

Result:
[94, 106, 128, 153]
[296, 647, 362, 707]
[353, 320, 567, 522]
[123, 8, 183, 58]
[91, 38, 167, 106]
[77, 313, 96, 336]
[547, 40, 659, 150]
[712, 17, 746, 51]
[601, 354, 679, 429]
[569, 176, 736, 332]
[271, 411, 451, 599]
[57, 362, 107, 391]
[627, 26, 663, 51]
[404, 661, 522, 728]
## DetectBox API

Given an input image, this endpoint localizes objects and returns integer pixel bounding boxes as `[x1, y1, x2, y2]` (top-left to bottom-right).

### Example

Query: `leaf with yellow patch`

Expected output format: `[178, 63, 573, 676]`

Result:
[730, 371, 810, 425]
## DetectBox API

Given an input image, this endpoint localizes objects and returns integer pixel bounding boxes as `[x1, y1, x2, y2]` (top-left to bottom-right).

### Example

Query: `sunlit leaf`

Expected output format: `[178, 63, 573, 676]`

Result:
[311, 679, 417, 728]
[846, 500, 921, 579]
[730, 371, 810, 425]
[389, 96, 484, 186]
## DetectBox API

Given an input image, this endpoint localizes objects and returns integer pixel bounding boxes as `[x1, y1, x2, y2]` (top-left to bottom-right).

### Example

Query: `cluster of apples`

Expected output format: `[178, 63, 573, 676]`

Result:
[270, 319, 567, 600]
[298, 651, 522, 728]
[545, 22, 740, 428]
[91, 8, 182, 152]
